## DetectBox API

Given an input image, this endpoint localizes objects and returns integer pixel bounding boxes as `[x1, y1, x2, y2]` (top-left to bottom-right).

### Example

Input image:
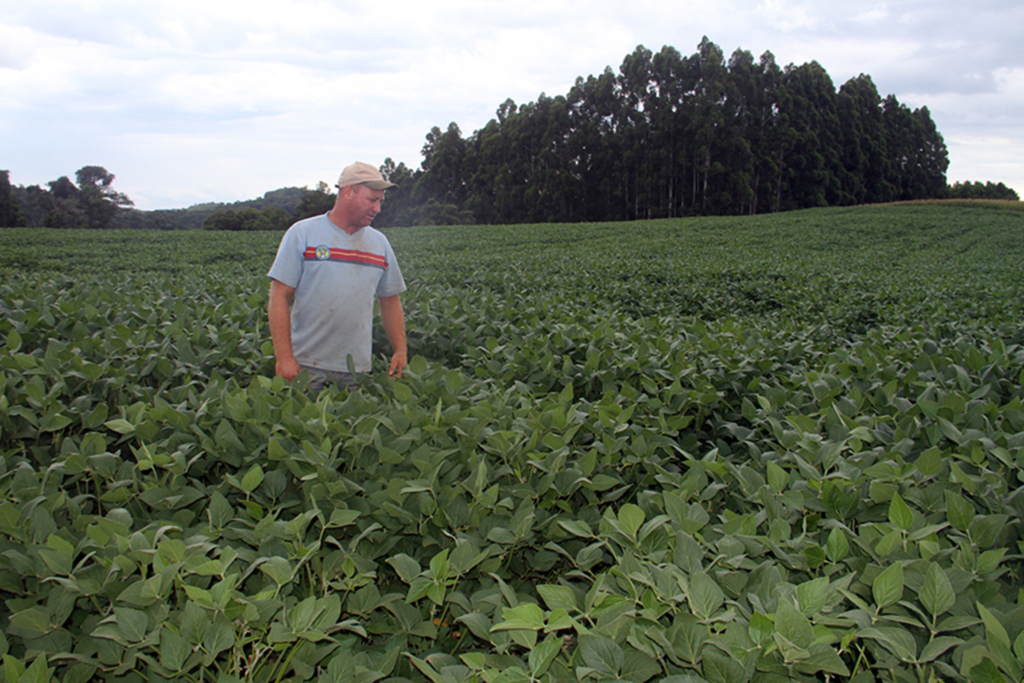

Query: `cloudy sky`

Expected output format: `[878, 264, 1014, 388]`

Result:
[2, 0, 1022, 210]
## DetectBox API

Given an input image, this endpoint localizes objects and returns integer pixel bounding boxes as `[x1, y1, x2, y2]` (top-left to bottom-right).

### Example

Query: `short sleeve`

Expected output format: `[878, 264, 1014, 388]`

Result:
[376, 238, 407, 298]
[267, 224, 304, 288]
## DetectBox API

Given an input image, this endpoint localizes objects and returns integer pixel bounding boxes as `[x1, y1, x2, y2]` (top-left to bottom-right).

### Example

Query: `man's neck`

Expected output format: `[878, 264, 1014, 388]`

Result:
[327, 209, 362, 235]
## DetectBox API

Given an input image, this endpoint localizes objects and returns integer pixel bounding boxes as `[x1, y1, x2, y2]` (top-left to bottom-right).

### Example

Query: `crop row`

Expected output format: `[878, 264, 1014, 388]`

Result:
[0, 204, 1023, 683]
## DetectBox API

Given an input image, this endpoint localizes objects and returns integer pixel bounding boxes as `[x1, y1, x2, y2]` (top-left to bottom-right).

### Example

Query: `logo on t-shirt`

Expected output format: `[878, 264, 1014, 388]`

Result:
[314, 245, 331, 260]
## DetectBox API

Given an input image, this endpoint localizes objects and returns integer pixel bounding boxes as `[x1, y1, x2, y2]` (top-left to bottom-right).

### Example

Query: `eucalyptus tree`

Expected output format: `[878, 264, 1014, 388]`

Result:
[777, 61, 844, 210]
[882, 96, 948, 200]
[566, 67, 622, 222]
[417, 122, 469, 209]
[615, 45, 658, 219]
[375, 159, 418, 227]
[725, 49, 785, 215]
[682, 38, 733, 213]
[837, 75, 895, 204]
[647, 46, 692, 217]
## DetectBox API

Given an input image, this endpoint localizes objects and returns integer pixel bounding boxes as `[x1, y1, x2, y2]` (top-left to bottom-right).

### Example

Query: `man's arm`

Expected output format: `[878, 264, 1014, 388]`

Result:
[378, 294, 407, 378]
[268, 278, 302, 380]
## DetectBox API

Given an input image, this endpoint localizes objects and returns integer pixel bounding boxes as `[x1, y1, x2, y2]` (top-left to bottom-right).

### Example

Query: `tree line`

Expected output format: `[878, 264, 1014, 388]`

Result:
[0, 172, 316, 231]
[1, 167, 134, 229]
[373, 38, 958, 226]
[947, 180, 1019, 201]
[1, 38, 1018, 230]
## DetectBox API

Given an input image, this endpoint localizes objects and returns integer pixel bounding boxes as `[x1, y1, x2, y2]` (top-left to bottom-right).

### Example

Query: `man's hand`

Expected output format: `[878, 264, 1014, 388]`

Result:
[268, 279, 300, 381]
[379, 294, 407, 380]
[276, 356, 302, 381]
[389, 349, 407, 378]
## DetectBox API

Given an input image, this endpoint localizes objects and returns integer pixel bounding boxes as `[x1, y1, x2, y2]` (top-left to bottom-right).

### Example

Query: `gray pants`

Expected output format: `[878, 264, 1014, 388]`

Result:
[302, 366, 357, 393]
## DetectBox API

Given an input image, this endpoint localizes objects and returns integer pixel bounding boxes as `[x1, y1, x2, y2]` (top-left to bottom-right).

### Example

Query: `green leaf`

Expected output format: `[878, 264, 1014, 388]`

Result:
[492, 603, 545, 632]
[914, 447, 944, 476]
[826, 527, 849, 562]
[945, 490, 975, 531]
[701, 647, 746, 683]
[888, 492, 913, 531]
[104, 418, 136, 435]
[558, 519, 594, 538]
[406, 654, 450, 683]
[873, 562, 904, 608]
[8, 608, 52, 638]
[19, 654, 51, 683]
[457, 613, 493, 643]
[5, 329, 22, 352]
[392, 381, 413, 402]
[537, 584, 578, 612]
[971, 515, 1009, 549]
[387, 554, 421, 584]
[797, 577, 829, 616]
[919, 563, 956, 617]
[766, 461, 789, 493]
[38, 547, 73, 576]
[545, 609, 575, 633]
[114, 607, 150, 643]
[202, 621, 234, 658]
[618, 504, 645, 537]
[486, 527, 517, 544]
[748, 612, 774, 647]
[183, 585, 215, 609]
[428, 549, 450, 582]
[663, 491, 689, 526]
[2, 655, 26, 683]
[976, 602, 1017, 679]
[802, 545, 827, 570]
[859, 626, 917, 661]
[968, 656, 1008, 683]
[327, 508, 360, 527]
[240, 464, 263, 493]
[289, 596, 319, 633]
[426, 582, 446, 606]
[42, 413, 74, 433]
[160, 628, 191, 672]
[528, 637, 562, 676]
[919, 636, 964, 663]
[207, 492, 234, 528]
[797, 644, 850, 676]
[578, 634, 623, 678]
[406, 576, 433, 604]
[977, 548, 1007, 575]
[687, 571, 724, 621]
[775, 600, 813, 649]
[259, 556, 293, 586]
[875, 529, 903, 556]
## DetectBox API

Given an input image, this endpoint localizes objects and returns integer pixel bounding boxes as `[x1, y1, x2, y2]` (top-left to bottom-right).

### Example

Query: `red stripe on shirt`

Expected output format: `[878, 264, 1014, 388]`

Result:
[303, 247, 388, 269]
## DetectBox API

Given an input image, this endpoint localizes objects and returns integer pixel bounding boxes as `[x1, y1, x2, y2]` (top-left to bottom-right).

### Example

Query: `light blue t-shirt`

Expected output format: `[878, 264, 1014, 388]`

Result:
[267, 213, 406, 373]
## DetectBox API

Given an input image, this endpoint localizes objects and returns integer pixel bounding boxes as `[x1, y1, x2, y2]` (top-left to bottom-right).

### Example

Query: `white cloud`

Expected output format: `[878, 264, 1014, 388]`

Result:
[2, 0, 1022, 207]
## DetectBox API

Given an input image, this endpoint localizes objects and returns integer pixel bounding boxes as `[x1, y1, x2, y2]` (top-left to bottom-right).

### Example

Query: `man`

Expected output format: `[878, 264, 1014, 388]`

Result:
[267, 162, 407, 391]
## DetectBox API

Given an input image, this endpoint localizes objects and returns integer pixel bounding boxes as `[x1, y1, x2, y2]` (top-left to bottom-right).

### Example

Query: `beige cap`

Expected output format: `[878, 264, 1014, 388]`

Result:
[336, 162, 397, 190]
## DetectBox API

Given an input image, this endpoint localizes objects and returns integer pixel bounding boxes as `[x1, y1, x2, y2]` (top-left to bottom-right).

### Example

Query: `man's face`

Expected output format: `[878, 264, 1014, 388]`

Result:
[345, 184, 385, 227]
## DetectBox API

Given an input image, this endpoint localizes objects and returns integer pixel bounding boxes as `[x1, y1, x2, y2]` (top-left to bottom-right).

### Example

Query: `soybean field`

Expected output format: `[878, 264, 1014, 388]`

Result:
[1, 203, 1023, 683]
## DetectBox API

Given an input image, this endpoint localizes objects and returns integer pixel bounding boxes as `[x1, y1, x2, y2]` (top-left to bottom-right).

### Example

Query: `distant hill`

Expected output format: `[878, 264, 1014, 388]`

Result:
[114, 187, 308, 230]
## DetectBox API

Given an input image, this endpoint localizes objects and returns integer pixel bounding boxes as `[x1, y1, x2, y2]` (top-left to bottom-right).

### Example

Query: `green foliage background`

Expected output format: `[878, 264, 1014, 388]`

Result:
[0, 204, 1023, 682]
